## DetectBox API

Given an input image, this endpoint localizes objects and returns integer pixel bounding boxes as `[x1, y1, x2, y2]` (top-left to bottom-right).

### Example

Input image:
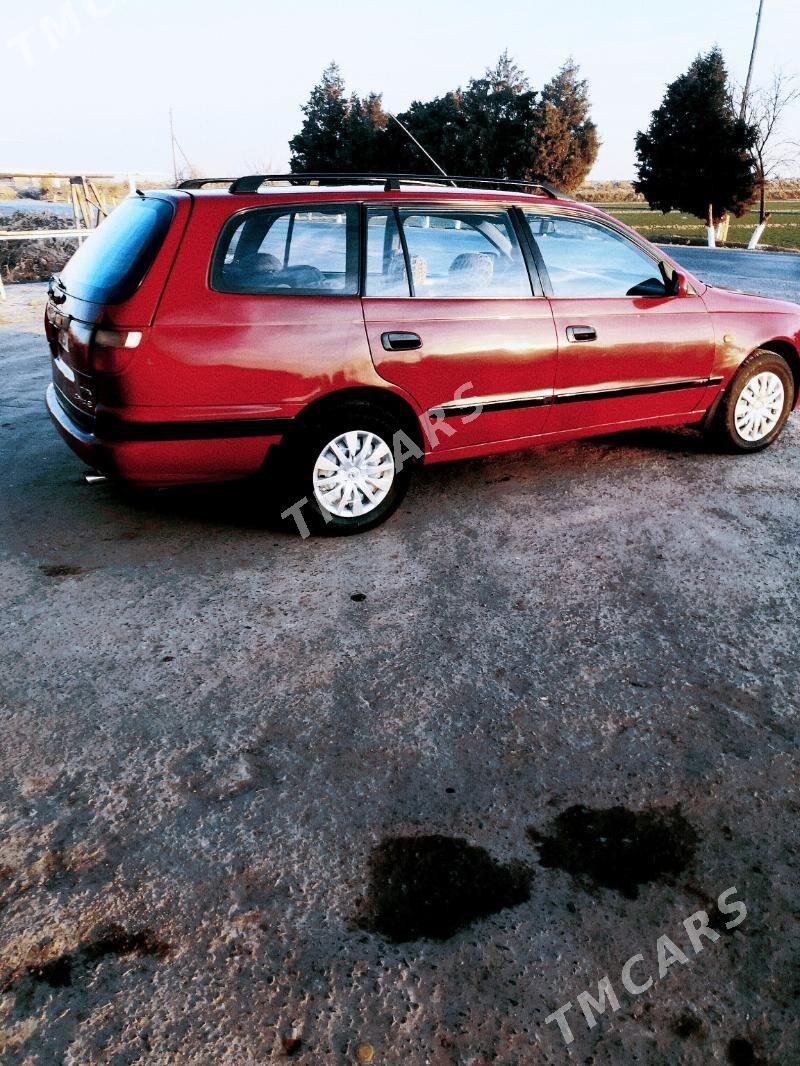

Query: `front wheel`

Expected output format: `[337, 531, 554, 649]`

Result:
[279, 404, 413, 536]
[709, 350, 795, 453]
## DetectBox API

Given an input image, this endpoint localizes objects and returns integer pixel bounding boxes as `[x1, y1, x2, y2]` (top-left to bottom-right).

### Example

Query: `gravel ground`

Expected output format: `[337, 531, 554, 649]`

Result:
[0, 270, 799, 1065]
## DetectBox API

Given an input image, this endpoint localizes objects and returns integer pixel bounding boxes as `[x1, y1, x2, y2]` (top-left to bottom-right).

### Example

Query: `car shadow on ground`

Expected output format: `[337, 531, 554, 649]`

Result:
[590, 424, 711, 454]
[101, 423, 711, 537]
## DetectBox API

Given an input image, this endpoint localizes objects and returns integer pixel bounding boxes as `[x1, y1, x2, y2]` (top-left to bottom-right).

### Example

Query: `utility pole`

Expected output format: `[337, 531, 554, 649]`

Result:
[169, 107, 178, 185]
[740, 0, 765, 119]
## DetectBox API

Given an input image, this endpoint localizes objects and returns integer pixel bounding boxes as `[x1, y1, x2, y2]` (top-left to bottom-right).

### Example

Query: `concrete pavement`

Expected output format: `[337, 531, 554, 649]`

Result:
[1, 273, 799, 1064]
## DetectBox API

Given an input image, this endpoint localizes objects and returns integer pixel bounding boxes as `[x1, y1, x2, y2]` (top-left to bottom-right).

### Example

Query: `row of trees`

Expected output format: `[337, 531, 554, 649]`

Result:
[289, 53, 599, 193]
[288, 49, 797, 245]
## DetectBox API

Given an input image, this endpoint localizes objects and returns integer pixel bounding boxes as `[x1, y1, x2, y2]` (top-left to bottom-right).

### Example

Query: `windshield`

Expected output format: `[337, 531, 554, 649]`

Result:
[60, 196, 174, 304]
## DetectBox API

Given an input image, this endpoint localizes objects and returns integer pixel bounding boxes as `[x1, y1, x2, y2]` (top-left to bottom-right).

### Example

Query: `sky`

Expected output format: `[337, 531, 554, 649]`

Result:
[1, 0, 798, 182]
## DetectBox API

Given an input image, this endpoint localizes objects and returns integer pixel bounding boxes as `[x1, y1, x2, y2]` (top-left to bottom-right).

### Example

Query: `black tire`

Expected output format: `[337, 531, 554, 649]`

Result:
[708, 349, 795, 453]
[277, 402, 414, 536]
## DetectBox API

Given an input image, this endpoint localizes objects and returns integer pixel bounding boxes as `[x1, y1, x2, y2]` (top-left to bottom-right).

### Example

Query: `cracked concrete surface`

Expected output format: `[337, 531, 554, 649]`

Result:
[0, 278, 798, 1064]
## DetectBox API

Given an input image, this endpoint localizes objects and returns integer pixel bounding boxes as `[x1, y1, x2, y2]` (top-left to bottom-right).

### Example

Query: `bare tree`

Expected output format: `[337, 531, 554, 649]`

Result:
[740, 70, 800, 246]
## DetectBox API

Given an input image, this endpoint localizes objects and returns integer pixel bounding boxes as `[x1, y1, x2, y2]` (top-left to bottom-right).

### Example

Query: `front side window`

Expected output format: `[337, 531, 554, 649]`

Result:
[524, 213, 668, 299]
[395, 209, 531, 298]
[212, 204, 360, 295]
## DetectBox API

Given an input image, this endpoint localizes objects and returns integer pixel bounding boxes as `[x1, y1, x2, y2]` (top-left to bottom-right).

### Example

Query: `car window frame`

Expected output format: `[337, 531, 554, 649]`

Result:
[362, 202, 544, 300]
[362, 204, 413, 299]
[210, 202, 362, 297]
[518, 206, 688, 301]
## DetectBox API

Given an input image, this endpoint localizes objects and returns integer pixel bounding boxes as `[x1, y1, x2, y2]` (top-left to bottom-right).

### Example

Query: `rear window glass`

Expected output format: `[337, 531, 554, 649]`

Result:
[60, 196, 174, 304]
[211, 204, 360, 295]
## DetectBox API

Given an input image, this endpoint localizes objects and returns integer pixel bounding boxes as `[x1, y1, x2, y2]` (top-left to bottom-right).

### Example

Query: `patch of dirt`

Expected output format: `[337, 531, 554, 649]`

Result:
[170, 740, 274, 801]
[527, 805, 698, 899]
[0, 924, 170, 998]
[38, 564, 85, 578]
[0, 211, 78, 284]
[355, 834, 533, 943]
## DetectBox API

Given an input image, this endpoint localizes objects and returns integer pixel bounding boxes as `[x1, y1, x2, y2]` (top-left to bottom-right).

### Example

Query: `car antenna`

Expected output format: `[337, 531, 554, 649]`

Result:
[387, 113, 457, 186]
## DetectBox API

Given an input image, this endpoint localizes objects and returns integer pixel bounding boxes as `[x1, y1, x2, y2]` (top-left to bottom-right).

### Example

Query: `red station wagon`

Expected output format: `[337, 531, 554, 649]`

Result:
[46, 173, 800, 534]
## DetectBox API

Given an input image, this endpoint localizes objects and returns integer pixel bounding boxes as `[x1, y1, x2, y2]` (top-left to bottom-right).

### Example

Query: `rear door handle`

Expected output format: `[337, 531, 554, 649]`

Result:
[381, 331, 422, 352]
[566, 325, 597, 343]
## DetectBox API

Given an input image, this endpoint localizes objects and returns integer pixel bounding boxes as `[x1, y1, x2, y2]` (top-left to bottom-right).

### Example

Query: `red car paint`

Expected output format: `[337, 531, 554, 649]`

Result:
[45, 184, 800, 487]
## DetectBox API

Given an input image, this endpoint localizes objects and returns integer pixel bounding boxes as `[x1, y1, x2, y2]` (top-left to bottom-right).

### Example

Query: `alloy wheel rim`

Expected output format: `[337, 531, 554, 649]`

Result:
[312, 430, 395, 518]
[734, 371, 785, 443]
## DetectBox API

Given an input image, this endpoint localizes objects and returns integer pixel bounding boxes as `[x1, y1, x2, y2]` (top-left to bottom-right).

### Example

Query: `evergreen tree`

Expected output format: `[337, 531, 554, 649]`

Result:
[289, 63, 388, 172]
[529, 61, 599, 191]
[635, 48, 757, 222]
[458, 52, 541, 178]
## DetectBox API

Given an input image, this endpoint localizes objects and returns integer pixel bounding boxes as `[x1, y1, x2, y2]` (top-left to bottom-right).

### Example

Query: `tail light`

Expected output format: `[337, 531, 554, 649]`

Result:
[90, 329, 143, 374]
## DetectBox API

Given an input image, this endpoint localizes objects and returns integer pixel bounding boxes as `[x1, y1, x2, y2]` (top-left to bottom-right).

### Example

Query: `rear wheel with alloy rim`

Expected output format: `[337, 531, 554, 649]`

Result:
[710, 350, 794, 453]
[282, 403, 413, 535]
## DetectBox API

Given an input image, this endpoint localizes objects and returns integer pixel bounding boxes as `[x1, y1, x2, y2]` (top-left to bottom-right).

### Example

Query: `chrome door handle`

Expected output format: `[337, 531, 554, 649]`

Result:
[566, 325, 597, 343]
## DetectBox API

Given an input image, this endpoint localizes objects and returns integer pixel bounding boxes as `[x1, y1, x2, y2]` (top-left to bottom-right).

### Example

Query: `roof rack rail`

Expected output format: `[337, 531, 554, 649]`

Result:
[226, 172, 570, 199]
[176, 177, 235, 189]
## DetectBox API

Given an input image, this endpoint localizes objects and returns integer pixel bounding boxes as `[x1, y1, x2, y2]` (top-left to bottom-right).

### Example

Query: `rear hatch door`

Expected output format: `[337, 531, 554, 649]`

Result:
[45, 193, 190, 419]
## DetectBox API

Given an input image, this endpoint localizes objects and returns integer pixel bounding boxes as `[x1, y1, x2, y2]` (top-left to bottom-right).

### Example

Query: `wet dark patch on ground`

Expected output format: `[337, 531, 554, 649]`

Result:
[38, 564, 85, 578]
[355, 834, 532, 943]
[527, 805, 698, 899]
[0, 924, 170, 1000]
[672, 1012, 704, 1039]
[727, 1037, 765, 1065]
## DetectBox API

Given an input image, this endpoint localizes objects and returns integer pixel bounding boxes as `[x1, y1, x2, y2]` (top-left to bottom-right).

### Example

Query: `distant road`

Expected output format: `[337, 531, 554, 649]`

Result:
[660, 244, 800, 303]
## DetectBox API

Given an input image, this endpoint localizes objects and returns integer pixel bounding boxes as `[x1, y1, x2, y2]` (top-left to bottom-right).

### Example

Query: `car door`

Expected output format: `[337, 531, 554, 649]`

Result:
[521, 211, 716, 431]
[361, 204, 559, 452]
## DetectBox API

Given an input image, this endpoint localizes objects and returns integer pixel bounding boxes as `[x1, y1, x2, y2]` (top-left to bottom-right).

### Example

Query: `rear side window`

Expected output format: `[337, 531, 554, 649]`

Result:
[212, 204, 360, 295]
[396, 209, 530, 298]
[60, 196, 174, 304]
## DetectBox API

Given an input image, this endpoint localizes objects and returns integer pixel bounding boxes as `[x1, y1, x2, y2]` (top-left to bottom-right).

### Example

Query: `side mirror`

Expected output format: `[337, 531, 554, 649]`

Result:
[673, 271, 690, 298]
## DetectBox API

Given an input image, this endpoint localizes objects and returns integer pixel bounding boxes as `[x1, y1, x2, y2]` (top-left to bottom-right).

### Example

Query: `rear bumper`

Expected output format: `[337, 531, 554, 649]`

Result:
[46, 384, 288, 485]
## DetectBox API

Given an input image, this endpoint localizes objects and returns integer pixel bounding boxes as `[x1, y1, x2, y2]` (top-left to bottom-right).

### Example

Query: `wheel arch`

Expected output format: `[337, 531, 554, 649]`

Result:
[704, 339, 800, 428]
[289, 386, 425, 453]
[757, 339, 800, 406]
